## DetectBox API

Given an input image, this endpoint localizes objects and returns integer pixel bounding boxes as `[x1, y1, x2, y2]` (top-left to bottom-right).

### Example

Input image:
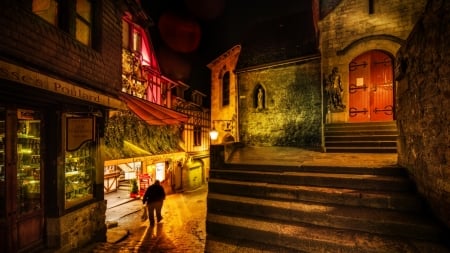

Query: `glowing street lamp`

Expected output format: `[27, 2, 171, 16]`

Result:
[209, 124, 219, 141]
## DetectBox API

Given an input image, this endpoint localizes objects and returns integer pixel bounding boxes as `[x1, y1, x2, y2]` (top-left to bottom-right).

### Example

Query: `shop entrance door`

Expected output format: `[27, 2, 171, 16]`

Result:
[348, 50, 395, 122]
[0, 108, 44, 252]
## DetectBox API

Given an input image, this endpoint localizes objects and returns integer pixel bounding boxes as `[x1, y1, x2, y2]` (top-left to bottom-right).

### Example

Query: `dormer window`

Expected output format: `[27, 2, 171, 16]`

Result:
[131, 29, 142, 52]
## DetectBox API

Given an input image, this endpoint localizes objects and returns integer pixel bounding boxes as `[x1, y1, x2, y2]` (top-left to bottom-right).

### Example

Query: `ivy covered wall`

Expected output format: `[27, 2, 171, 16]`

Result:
[104, 112, 183, 159]
[237, 57, 322, 148]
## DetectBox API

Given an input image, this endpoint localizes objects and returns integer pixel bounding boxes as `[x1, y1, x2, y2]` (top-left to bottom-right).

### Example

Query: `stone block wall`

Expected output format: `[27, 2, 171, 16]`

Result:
[0, 1, 122, 94]
[46, 200, 107, 252]
[318, 0, 426, 122]
[208, 45, 241, 143]
[396, 0, 450, 228]
[237, 57, 322, 148]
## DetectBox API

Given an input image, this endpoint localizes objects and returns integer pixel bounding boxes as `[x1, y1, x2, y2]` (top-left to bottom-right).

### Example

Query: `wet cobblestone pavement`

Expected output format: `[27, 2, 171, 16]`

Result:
[78, 186, 207, 253]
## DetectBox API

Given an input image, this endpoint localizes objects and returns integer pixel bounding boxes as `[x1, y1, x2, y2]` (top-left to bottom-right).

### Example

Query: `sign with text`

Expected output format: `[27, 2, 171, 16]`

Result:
[66, 117, 94, 151]
[0, 60, 125, 109]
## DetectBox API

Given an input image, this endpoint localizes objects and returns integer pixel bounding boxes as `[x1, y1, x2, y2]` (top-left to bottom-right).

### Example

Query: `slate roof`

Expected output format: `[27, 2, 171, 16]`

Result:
[237, 10, 318, 70]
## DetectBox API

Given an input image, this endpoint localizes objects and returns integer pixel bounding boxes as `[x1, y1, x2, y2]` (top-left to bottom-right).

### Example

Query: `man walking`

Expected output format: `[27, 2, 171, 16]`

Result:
[142, 180, 166, 226]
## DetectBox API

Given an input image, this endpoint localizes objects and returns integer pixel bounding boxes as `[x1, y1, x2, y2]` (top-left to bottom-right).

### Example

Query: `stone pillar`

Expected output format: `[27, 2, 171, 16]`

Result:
[210, 144, 225, 170]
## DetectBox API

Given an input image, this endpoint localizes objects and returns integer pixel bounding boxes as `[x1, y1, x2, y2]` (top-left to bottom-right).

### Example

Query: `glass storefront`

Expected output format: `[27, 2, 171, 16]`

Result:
[17, 115, 42, 215]
[0, 107, 44, 251]
[64, 128, 95, 209]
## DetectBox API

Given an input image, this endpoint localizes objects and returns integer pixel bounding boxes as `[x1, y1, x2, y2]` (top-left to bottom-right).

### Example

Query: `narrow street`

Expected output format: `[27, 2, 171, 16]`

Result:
[80, 185, 207, 253]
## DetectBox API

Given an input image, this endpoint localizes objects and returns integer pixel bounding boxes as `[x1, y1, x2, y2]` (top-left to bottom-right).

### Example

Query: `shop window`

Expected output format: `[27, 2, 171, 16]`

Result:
[194, 126, 201, 146]
[17, 112, 42, 216]
[65, 141, 94, 209]
[222, 71, 230, 106]
[155, 162, 165, 182]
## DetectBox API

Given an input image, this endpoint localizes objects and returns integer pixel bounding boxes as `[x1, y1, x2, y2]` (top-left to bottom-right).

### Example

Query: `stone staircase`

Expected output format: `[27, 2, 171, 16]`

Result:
[205, 163, 450, 252]
[325, 121, 398, 153]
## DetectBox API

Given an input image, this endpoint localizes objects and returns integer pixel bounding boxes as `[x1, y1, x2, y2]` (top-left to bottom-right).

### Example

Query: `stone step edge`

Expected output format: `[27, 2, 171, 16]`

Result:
[222, 164, 406, 176]
[210, 169, 413, 192]
[208, 178, 424, 212]
[207, 193, 442, 241]
[206, 213, 446, 253]
[205, 234, 300, 253]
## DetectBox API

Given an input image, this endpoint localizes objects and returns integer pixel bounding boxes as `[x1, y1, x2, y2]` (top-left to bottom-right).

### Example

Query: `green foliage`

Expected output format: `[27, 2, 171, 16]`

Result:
[275, 120, 321, 147]
[104, 111, 183, 159]
[130, 179, 138, 194]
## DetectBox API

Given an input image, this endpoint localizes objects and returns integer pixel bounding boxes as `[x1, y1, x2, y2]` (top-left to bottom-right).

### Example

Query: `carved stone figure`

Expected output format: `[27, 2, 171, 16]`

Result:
[257, 88, 264, 109]
[325, 67, 346, 112]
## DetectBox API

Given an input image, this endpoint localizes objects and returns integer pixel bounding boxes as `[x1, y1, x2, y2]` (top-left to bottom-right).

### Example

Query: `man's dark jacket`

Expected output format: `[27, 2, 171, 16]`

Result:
[143, 182, 166, 204]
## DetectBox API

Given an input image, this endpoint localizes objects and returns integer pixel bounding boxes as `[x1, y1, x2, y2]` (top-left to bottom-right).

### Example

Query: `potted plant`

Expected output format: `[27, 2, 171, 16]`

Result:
[130, 179, 139, 198]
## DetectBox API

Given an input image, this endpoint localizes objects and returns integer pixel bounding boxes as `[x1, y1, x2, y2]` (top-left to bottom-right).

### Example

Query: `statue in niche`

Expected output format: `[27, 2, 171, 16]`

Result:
[325, 67, 346, 112]
[257, 88, 264, 110]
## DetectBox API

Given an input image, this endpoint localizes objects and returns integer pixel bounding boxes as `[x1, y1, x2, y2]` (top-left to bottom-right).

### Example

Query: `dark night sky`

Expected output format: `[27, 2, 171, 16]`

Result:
[141, 0, 312, 94]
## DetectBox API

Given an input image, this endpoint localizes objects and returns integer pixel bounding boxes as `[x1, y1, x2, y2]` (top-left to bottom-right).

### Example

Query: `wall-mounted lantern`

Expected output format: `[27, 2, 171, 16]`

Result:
[209, 120, 234, 141]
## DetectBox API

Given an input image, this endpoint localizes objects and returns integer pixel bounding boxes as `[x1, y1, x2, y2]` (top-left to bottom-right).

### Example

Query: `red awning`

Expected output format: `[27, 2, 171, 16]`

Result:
[119, 93, 189, 125]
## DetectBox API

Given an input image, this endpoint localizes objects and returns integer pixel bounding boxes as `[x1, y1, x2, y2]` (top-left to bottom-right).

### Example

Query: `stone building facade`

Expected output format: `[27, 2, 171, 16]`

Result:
[207, 45, 241, 144]
[318, 0, 427, 123]
[208, 0, 449, 232]
[237, 56, 322, 147]
[395, 0, 450, 228]
[0, 0, 122, 252]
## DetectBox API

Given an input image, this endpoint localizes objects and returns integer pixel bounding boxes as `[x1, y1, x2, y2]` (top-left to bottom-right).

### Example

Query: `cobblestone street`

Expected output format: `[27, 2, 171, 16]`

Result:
[79, 185, 207, 253]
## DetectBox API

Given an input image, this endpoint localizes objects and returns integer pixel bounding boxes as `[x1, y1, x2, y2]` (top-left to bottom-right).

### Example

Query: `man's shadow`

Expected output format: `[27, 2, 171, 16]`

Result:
[137, 223, 176, 252]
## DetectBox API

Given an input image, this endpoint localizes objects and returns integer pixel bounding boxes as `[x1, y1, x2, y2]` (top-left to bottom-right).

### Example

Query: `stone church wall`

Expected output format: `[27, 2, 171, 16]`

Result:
[396, 0, 450, 228]
[237, 57, 322, 148]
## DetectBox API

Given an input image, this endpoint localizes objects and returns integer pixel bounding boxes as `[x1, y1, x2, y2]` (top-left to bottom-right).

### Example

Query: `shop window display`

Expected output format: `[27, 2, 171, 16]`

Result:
[65, 141, 94, 208]
[17, 117, 42, 215]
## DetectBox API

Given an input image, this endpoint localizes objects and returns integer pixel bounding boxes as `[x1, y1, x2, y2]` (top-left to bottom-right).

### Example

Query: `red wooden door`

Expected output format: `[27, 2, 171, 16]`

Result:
[349, 51, 394, 122]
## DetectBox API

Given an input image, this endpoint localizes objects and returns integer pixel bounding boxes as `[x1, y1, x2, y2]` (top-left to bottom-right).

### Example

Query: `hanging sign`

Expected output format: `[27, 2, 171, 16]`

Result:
[66, 117, 94, 151]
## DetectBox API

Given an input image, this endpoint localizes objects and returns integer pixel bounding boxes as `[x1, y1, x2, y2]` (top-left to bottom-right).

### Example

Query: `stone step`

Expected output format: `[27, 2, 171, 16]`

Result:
[325, 140, 397, 147]
[326, 135, 397, 142]
[325, 146, 398, 153]
[324, 121, 398, 153]
[208, 178, 425, 212]
[206, 213, 450, 253]
[210, 169, 414, 192]
[208, 193, 443, 241]
[325, 121, 397, 130]
[205, 234, 303, 253]
[325, 129, 398, 136]
[224, 163, 408, 176]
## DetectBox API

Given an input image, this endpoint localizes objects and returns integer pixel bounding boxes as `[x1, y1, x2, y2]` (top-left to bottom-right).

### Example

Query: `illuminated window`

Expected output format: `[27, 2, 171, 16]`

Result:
[222, 71, 230, 106]
[122, 19, 142, 52]
[122, 22, 130, 48]
[75, 0, 93, 46]
[194, 126, 202, 146]
[132, 30, 142, 52]
[32, 0, 58, 25]
[32, 0, 95, 47]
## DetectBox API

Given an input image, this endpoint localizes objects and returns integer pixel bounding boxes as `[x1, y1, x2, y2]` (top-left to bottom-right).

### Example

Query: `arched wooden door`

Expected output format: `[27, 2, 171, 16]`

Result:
[348, 50, 394, 122]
